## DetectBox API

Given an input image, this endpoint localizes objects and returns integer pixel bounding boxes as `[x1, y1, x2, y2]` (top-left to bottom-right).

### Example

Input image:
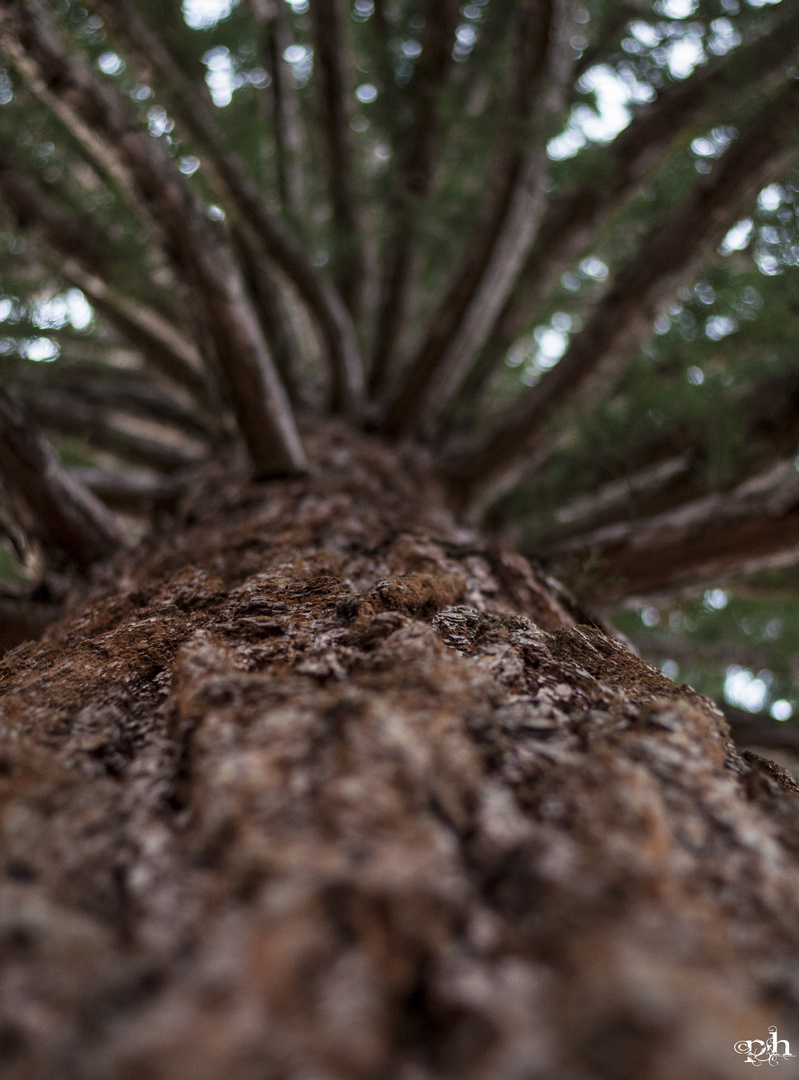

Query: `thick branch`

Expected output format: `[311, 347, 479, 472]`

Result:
[549, 452, 694, 537]
[631, 633, 779, 676]
[232, 230, 305, 408]
[480, 5, 799, 369]
[90, 0, 362, 412]
[0, 386, 123, 571]
[381, 0, 575, 437]
[368, 0, 459, 397]
[530, 362, 799, 552]
[550, 458, 799, 606]
[454, 81, 799, 509]
[0, 1, 306, 477]
[309, 0, 365, 320]
[62, 260, 211, 404]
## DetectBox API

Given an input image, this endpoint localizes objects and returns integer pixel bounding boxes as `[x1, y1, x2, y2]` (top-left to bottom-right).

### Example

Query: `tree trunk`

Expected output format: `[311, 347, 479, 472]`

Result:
[1, 424, 798, 1080]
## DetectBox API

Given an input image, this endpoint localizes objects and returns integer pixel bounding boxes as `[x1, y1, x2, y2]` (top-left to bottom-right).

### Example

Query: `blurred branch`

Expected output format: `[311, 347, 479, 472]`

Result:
[232, 229, 305, 407]
[724, 707, 799, 755]
[16, 367, 214, 442]
[0, 0, 307, 477]
[477, 5, 799, 377]
[17, 385, 202, 474]
[249, 0, 305, 220]
[309, 0, 365, 320]
[71, 467, 186, 515]
[453, 81, 799, 509]
[547, 457, 799, 607]
[381, 0, 576, 437]
[629, 633, 779, 675]
[89, 0, 363, 413]
[0, 386, 123, 572]
[368, 0, 459, 397]
[0, 586, 61, 652]
[0, 158, 210, 403]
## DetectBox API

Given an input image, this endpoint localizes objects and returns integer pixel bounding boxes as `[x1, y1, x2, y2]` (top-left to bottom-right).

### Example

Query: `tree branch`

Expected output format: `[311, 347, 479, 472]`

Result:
[70, 467, 186, 515]
[368, 0, 459, 397]
[89, 0, 363, 413]
[309, 0, 365, 320]
[0, 590, 61, 652]
[16, 367, 214, 443]
[0, 0, 307, 477]
[452, 80, 799, 510]
[548, 452, 694, 537]
[548, 457, 799, 607]
[630, 633, 779, 676]
[0, 157, 210, 403]
[0, 386, 123, 572]
[478, 5, 799, 372]
[723, 708, 799, 755]
[17, 386, 202, 474]
[249, 0, 305, 221]
[231, 229, 305, 409]
[381, 0, 576, 437]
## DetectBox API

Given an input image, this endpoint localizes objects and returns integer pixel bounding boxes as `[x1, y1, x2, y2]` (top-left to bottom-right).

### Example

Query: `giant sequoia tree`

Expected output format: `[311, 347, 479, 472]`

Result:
[1, 1, 799, 1076]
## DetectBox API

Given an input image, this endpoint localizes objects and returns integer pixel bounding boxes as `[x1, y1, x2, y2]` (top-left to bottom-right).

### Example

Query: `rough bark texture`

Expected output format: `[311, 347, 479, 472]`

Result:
[1, 425, 799, 1079]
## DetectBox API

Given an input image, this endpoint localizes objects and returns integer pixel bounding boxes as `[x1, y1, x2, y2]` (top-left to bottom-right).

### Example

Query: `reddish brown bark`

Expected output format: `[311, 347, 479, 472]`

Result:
[0, 426, 799, 1078]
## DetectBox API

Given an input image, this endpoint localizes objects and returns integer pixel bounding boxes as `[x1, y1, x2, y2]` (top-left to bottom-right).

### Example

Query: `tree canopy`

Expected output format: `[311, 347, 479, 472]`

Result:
[0, 0, 798, 731]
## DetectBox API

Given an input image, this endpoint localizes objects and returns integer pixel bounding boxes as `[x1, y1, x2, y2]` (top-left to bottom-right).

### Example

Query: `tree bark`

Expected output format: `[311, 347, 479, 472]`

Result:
[2, 423, 799, 1078]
